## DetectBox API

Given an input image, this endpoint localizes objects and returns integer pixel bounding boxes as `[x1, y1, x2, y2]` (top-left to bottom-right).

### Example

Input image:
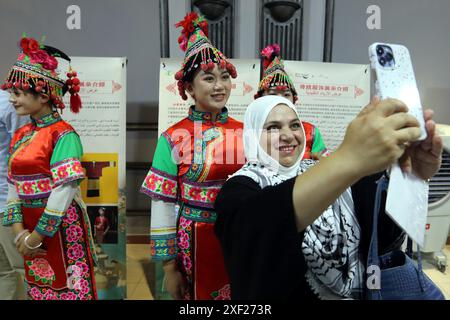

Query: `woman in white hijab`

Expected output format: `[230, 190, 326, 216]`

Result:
[214, 95, 443, 300]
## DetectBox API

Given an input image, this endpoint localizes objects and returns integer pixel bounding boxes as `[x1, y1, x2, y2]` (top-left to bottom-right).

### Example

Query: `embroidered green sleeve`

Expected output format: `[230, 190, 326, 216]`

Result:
[50, 132, 85, 186]
[151, 135, 177, 176]
[36, 132, 84, 237]
[50, 132, 83, 164]
[141, 135, 179, 203]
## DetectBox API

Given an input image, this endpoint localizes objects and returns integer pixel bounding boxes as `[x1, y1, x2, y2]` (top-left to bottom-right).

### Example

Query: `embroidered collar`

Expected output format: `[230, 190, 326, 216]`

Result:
[31, 111, 62, 128]
[188, 106, 228, 124]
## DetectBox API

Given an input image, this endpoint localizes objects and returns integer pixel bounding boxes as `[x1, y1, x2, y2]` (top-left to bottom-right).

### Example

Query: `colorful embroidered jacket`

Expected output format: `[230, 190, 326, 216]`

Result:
[3, 111, 85, 236]
[141, 106, 244, 261]
[302, 121, 329, 159]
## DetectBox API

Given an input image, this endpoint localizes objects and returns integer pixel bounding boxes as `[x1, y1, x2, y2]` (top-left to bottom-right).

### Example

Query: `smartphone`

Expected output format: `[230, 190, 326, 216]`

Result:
[369, 42, 427, 141]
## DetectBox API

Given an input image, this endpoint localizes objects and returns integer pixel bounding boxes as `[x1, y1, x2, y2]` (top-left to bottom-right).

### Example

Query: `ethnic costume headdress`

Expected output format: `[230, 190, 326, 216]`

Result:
[174, 12, 237, 100]
[254, 44, 298, 103]
[1, 36, 82, 113]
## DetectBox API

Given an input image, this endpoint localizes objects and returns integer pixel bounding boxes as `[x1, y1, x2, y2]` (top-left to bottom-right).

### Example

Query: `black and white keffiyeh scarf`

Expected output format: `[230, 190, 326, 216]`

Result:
[230, 160, 364, 299]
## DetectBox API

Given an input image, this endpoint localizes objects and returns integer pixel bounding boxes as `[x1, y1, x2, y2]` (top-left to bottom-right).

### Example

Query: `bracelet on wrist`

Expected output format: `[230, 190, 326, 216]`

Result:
[24, 234, 42, 250]
[14, 229, 29, 245]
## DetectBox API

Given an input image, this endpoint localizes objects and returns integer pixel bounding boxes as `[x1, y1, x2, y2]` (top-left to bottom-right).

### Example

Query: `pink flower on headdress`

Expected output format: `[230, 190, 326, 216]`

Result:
[29, 50, 49, 65]
[20, 38, 40, 55]
[261, 46, 275, 60]
[42, 55, 58, 71]
[28, 39, 40, 53]
[179, 39, 188, 52]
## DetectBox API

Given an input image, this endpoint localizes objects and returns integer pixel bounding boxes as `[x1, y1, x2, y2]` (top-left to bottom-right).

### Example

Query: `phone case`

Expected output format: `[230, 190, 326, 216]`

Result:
[369, 42, 427, 141]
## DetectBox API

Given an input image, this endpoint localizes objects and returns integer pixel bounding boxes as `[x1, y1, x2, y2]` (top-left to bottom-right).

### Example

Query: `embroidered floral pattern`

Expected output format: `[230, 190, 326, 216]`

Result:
[14, 176, 52, 199]
[66, 224, 83, 243]
[26, 203, 96, 300]
[67, 243, 85, 260]
[177, 216, 193, 277]
[63, 205, 79, 224]
[21, 197, 48, 208]
[60, 292, 78, 300]
[27, 258, 56, 285]
[141, 168, 178, 203]
[51, 158, 85, 186]
[33, 112, 61, 128]
[211, 284, 231, 300]
[181, 205, 217, 223]
[75, 261, 89, 277]
[35, 209, 64, 237]
[150, 235, 177, 260]
[29, 287, 44, 300]
[181, 182, 222, 208]
[43, 289, 58, 300]
[188, 105, 228, 124]
[2, 200, 22, 225]
[177, 229, 190, 250]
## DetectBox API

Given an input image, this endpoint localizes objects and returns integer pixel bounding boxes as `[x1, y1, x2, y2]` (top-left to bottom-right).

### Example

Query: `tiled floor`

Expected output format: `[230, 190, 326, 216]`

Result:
[127, 243, 154, 300]
[126, 244, 450, 300]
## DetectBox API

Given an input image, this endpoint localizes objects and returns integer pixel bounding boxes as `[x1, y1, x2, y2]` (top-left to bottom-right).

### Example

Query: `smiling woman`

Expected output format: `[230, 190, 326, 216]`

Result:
[214, 95, 444, 300]
[260, 104, 305, 167]
[184, 66, 232, 118]
[1, 36, 97, 300]
[140, 12, 244, 300]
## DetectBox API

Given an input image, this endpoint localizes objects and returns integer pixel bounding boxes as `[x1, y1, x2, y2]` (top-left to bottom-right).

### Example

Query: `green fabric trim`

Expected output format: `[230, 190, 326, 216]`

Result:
[2, 202, 22, 226]
[50, 132, 83, 165]
[35, 210, 63, 237]
[152, 135, 178, 176]
[32, 112, 61, 128]
[311, 127, 327, 154]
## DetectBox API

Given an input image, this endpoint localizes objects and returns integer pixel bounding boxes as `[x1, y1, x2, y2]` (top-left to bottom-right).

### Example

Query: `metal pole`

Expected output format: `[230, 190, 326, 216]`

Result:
[159, 0, 170, 58]
[323, 0, 334, 62]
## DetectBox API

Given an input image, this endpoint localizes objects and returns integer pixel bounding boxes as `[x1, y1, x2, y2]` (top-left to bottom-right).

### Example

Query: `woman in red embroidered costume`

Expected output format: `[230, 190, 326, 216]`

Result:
[255, 44, 329, 160]
[141, 13, 244, 300]
[1, 36, 97, 300]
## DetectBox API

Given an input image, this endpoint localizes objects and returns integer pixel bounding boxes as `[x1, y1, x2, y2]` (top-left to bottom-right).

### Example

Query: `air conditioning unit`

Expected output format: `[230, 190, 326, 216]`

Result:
[422, 124, 450, 272]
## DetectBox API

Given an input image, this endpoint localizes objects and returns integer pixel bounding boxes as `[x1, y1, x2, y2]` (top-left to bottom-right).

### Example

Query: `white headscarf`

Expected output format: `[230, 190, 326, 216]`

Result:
[231, 95, 364, 299]
[236, 95, 306, 187]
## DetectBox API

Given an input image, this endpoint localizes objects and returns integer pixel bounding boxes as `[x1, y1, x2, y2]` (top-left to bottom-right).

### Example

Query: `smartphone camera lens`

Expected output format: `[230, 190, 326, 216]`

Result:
[376, 45, 395, 67]
[376, 46, 384, 56]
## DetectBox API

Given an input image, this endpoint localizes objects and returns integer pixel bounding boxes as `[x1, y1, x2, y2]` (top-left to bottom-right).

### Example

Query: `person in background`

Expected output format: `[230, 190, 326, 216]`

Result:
[1, 36, 97, 300]
[254, 44, 328, 160]
[0, 89, 28, 300]
[94, 207, 110, 243]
